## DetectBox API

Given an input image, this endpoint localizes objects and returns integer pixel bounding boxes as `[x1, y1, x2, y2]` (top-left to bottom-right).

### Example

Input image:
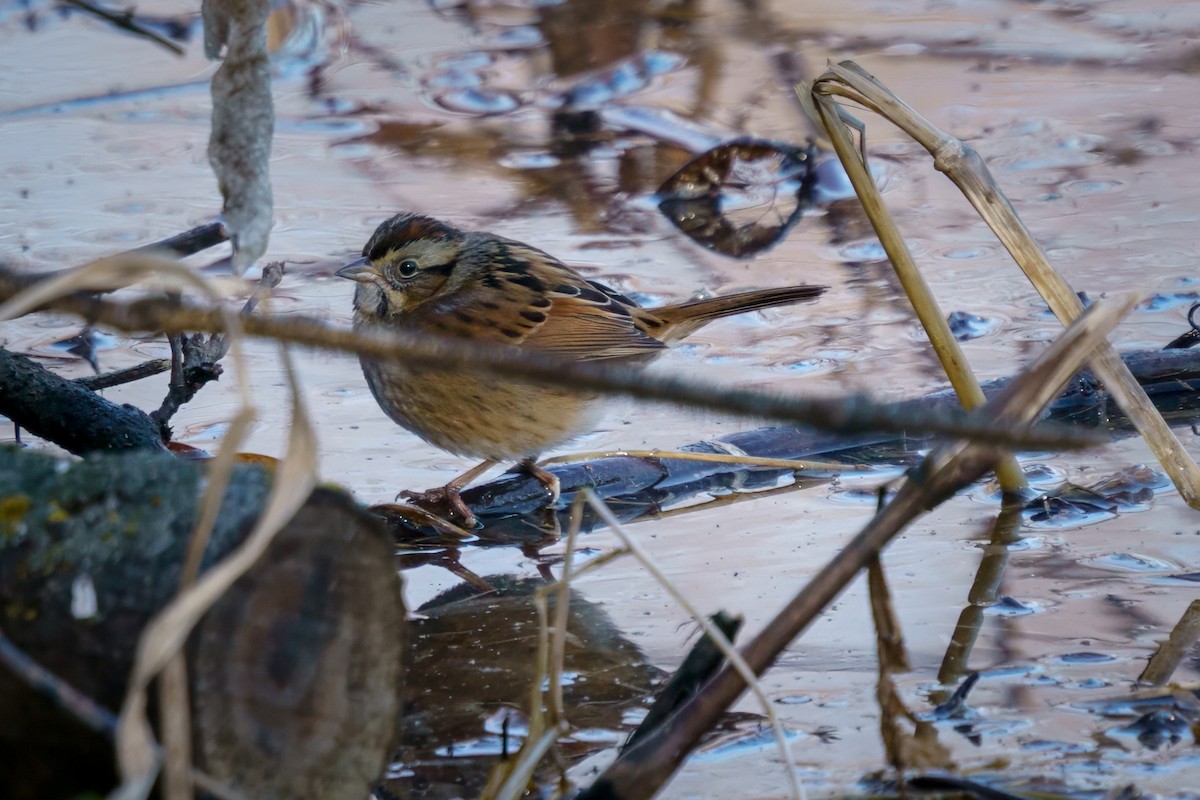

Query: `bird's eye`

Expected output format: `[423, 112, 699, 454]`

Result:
[396, 259, 419, 279]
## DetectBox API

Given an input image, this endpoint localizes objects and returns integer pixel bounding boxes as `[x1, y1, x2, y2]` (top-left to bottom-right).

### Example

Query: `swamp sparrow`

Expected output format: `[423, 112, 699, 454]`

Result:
[338, 212, 826, 526]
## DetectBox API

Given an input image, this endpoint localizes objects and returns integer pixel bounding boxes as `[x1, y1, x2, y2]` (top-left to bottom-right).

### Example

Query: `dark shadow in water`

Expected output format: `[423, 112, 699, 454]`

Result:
[379, 575, 664, 799]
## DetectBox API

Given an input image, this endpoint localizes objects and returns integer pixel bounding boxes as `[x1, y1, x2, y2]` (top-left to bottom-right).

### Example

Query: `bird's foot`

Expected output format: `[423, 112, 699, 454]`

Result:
[370, 502, 475, 541]
[397, 459, 497, 530]
[398, 485, 480, 529]
[520, 459, 561, 506]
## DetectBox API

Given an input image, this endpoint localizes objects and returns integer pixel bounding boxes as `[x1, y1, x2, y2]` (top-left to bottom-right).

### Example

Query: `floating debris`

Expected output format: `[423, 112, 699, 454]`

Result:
[656, 138, 818, 258]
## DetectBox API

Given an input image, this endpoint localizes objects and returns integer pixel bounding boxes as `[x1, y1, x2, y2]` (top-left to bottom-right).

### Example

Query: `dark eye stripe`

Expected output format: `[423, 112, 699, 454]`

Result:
[423, 263, 453, 276]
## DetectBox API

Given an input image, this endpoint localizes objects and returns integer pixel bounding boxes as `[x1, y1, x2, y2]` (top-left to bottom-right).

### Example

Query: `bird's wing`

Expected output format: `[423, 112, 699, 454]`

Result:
[517, 254, 667, 362]
[417, 240, 666, 362]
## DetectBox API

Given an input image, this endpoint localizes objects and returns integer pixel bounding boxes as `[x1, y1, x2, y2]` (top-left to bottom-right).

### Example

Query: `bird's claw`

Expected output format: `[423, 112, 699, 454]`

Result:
[398, 486, 480, 529]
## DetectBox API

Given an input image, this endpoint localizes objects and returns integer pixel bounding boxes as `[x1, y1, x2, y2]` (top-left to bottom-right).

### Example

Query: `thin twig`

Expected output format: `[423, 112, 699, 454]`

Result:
[0, 629, 248, 800]
[61, 0, 186, 55]
[584, 490, 805, 800]
[0, 627, 118, 736]
[76, 358, 171, 391]
[0, 263, 1104, 452]
[148, 263, 284, 436]
[134, 222, 229, 258]
[23, 223, 229, 292]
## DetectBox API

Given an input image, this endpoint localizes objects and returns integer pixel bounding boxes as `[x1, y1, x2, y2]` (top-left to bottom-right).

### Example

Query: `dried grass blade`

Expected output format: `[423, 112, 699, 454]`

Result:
[583, 489, 805, 800]
[480, 496, 586, 800]
[114, 342, 317, 793]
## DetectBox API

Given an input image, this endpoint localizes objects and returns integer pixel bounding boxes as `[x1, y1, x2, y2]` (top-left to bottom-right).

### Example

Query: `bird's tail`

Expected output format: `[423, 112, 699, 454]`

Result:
[641, 285, 827, 343]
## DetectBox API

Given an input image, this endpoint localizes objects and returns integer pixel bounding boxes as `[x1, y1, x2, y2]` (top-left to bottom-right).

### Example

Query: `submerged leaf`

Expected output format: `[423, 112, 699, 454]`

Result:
[657, 138, 817, 258]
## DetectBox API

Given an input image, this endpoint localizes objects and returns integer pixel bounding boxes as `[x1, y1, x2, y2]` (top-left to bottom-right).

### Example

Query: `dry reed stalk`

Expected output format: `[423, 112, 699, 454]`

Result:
[808, 60, 1200, 508]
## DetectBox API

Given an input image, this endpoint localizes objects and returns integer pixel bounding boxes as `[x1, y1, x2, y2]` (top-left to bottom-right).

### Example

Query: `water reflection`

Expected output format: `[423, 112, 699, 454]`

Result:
[7, 0, 1200, 794]
[381, 575, 663, 798]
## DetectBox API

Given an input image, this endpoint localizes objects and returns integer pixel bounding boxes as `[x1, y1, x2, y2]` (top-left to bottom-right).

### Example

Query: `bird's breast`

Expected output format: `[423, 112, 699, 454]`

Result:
[359, 357, 599, 461]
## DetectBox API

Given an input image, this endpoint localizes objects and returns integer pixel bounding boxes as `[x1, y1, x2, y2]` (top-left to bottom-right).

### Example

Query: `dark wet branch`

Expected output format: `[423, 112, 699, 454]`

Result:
[447, 347, 1200, 529]
[0, 348, 165, 453]
[133, 221, 229, 258]
[60, 0, 186, 55]
[76, 358, 171, 391]
[623, 612, 742, 752]
[149, 333, 227, 439]
[906, 774, 1036, 800]
[21, 222, 229, 296]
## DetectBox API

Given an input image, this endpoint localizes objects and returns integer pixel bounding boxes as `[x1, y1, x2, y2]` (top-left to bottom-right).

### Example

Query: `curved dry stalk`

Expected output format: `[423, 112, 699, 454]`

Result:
[801, 73, 1027, 494]
[583, 489, 805, 800]
[549, 498, 584, 726]
[0, 265, 1101, 452]
[0, 252, 282, 800]
[811, 59, 1200, 509]
[114, 341, 317, 798]
[0, 254, 319, 798]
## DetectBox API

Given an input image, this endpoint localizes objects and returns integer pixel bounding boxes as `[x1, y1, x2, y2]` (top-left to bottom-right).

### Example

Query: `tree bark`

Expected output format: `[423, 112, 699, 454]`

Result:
[0, 348, 165, 453]
[0, 448, 404, 800]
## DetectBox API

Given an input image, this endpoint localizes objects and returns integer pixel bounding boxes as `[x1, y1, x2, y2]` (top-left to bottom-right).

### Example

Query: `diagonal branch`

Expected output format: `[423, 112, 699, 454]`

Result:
[577, 295, 1138, 800]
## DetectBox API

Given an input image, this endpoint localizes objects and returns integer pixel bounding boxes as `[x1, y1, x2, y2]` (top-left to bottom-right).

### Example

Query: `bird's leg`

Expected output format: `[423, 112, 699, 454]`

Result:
[399, 459, 496, 528]
[520, 458, 561, 506]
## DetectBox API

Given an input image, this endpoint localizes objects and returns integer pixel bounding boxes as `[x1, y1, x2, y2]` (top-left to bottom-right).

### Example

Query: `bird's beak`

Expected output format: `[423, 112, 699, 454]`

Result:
[336, 257, 373, 282]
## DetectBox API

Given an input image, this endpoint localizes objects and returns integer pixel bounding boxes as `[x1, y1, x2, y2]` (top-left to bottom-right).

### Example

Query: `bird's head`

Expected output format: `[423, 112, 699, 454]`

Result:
[337, 212, 467, 320]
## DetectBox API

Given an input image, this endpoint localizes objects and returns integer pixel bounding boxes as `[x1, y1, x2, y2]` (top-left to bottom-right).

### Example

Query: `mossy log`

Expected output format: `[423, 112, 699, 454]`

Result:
[0, 447, 404, 800]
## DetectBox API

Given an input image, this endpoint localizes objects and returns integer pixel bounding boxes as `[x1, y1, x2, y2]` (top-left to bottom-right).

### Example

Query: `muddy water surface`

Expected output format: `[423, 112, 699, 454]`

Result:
[3, 0, 1200, 796]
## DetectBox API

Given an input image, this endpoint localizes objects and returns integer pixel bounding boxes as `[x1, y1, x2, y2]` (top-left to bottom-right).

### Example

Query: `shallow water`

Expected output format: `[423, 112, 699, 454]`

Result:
[2, 0, 1200, 795]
